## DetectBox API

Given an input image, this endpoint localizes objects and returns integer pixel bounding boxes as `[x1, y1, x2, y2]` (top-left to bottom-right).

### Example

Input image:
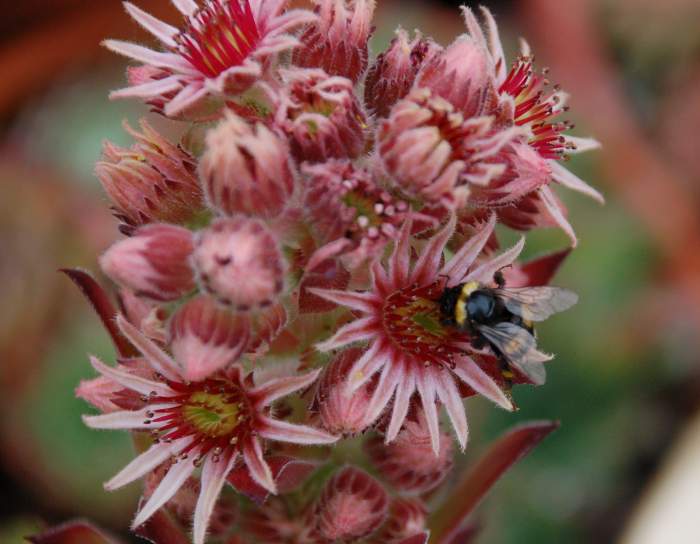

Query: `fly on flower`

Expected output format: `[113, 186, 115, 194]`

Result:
[438, 273, 577, 385]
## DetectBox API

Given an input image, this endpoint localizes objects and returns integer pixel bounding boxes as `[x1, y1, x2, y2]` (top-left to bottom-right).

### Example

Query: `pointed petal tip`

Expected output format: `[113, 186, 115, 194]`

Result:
[314, 338, 336, 353]
[101, 39, 122, 52]
[305, 286, 333, 301]
[88, 354, 104, 371]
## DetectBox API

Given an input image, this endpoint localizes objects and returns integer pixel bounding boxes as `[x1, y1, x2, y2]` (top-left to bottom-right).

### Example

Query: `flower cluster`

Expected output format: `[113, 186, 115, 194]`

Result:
[74, 2, 600, 542]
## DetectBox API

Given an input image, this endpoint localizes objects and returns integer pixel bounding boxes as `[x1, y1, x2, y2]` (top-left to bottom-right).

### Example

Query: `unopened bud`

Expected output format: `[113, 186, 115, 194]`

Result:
[192, 217, 285, 311]
[313, 466, 389, 542]
[100, 224, 195, 301]
[169, 295, 251, 381]
[294, 0, 376, 83]
[201, 113, 294, 218]
[96, 120, 203, 233]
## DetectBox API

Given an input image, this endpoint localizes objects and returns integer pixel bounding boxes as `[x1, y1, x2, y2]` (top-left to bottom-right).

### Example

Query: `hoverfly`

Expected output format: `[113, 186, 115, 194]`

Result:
[438, 271, 578, 385]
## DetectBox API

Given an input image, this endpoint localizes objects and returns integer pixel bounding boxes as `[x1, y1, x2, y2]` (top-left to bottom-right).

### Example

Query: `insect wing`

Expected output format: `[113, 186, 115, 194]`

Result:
[495, 287, 578, 322]
[478, 322, 551, 385]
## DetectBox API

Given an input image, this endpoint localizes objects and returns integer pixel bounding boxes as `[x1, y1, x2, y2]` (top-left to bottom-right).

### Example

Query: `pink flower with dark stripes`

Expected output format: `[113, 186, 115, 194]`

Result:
[310, 214, 521, 454]
[82, 315, 336, 544]
[105, 0, 315, 117]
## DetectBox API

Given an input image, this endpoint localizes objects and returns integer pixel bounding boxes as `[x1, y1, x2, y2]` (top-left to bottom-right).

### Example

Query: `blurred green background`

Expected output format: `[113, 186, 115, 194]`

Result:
[2, 1, 700, 543]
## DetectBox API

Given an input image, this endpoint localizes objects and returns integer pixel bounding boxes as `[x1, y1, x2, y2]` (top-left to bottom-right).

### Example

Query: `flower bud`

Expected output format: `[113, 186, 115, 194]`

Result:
[246, 302, 288, 356]
[95, 120, 204, 234]
[365, 29, 441, 118]
[276, 68, 367, 163]
[378, 88, 516, 209]
[100, 224, 195, 301]
[201, 112, 295, 218]
[169, 295, 251, 381]
[313, 466, 389, 542]
[370, 498, 427, 543]
[467, 142, 551, 207]
[366, 410, 454, 494]
[293, 0, 376, 83]
[316, 348, 375, 436]
[415, 35, 498, 118]
[192, 217, 285, 311]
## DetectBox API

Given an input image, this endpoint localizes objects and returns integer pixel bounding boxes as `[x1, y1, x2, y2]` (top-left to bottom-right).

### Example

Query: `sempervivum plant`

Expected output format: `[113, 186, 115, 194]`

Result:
[40, 2, 603, 543]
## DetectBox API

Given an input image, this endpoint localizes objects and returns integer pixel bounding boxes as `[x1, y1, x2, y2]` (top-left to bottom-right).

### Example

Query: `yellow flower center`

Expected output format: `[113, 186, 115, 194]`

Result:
[183, 390, 245, 438]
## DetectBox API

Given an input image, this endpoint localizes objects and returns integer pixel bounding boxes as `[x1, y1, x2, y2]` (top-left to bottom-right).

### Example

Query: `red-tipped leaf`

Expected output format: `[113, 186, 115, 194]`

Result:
[430, 420, 559, 543]
[504, 249, 572, 287]
[133, 508, 190, 544]
[60, 268, 137, 357]
[28, 520, 121, 544]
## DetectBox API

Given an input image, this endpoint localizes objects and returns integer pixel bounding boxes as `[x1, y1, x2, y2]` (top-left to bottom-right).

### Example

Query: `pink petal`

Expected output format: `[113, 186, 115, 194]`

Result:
[470, 125, 522, 162]
[386, 365, 415, 442]
[370, 259, 391, 296]
[305, 238, 353, 273]
[193, 452, 238, 544]
[346, 342, 390, 392]
[124, 2, 178, 48]
[364, 362, 401, 426]
[89, 355, 173, 397]
[265, 8, 317, 34]
[479, 6, 507, 83]
[389, 217, 413, 287]
[410, 215, 455, 286]
[258, 416, 338, 445]
[102, 40, 193, 73]
[82, 407, 164, 430]
[461, 6, 488, 51]
[109, 76, 182, 100]
[250, 368, 322, 407]
[452, 355, 513, 410]
[105, 436, 192, 490]
[242, 437, 276, 494]
[443, 213, 496, 286]
[255, 36, 302, 57]
[171, 0, 198, 17]
[416, 371, 441, 455]
[435, 372, 469, 450]
[550, 161, 605, 204]
[117, 315, 180, 381]
[565, 136, 602, 155]
[539, 185, 577, 247]
[315, 317, 378, 352]
[132, 458, 196, 528]
[164, 85, 209, 117]
[463, 236, 525, 285]
[307, 288, 380, 313]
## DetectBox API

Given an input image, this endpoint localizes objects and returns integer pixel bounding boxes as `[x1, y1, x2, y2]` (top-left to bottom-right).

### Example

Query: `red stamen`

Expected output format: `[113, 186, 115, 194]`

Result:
[176, 0, 261, 78]
[500, 58, 572, 160]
